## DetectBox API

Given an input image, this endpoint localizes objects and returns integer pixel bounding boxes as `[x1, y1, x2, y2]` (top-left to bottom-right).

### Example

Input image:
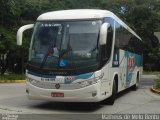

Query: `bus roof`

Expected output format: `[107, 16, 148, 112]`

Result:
[37, 9, 112, 20]
[37, 9, 142, 40]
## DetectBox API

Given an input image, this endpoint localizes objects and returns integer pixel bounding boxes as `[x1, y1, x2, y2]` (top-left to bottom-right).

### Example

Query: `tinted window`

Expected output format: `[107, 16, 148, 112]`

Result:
[115, 21, 142, 54]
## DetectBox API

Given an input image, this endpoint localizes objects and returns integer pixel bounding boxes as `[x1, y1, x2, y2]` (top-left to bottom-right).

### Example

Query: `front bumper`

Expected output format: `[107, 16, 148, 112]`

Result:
[26, 81, 104, 102]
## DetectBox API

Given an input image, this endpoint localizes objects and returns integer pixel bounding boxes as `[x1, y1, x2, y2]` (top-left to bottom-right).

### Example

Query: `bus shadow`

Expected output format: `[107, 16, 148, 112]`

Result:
[32, 102, 102, 112]
[116, 87, 133, 99]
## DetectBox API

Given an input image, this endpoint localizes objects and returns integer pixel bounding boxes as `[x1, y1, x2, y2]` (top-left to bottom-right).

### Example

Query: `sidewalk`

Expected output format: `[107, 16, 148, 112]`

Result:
[142, 75, 159, 79]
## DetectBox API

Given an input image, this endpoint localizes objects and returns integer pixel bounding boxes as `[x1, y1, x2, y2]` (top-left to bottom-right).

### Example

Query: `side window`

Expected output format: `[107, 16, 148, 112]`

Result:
[127, 36, 136, 52]
[106, 26, 113, 59]
[115, 22, 121, 49]
[115, 21, 132, 50]
[115, 21, 142, 55]
[129, 37, 143, 54]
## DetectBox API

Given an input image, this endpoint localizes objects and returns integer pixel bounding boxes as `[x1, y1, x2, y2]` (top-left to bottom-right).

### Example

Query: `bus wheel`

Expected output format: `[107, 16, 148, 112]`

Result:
[131, 73, 139, 91]
[104, 79, 117, 105]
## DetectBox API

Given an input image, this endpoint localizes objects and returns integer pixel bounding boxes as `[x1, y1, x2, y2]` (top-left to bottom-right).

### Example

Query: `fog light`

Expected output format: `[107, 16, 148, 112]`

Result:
[92, 91, 97, 97]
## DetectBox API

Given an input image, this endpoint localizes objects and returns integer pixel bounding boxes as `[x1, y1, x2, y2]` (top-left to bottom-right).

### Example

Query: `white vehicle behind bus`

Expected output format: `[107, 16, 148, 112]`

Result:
[17, 9, 143, 105]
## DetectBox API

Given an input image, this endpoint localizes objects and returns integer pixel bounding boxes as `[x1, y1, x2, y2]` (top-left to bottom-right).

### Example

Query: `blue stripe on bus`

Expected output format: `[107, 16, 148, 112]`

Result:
[64, 72, 94, 84]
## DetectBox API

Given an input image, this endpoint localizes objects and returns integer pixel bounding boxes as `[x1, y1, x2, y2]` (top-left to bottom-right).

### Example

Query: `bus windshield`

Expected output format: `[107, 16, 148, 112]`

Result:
[28, 20, 101, 71]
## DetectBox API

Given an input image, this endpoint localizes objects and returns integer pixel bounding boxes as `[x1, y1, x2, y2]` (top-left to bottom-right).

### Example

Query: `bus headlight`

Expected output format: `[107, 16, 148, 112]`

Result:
[27, 77, 38, 84]
[77, 74, 103, 88]
[78, 80, 93, 87]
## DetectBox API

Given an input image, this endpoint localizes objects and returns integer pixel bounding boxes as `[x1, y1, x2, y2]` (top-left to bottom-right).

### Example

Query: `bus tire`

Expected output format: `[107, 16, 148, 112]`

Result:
[131, 73, 139, 91]
[105, 79, 117, 105]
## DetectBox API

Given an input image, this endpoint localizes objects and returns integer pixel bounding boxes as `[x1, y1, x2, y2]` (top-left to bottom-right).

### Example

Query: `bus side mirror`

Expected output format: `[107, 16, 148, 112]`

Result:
[99, 23, 110, 45]
[17, 24, 34, 46]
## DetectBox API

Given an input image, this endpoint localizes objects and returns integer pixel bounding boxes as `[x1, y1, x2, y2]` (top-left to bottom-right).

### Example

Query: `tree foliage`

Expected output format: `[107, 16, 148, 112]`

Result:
[0, 0, 160, 74]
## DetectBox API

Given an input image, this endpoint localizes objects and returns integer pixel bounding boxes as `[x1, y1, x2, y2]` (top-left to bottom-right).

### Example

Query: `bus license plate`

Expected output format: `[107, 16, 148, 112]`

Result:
[41, 77, 64, 83]
[51, 92, 64, 97]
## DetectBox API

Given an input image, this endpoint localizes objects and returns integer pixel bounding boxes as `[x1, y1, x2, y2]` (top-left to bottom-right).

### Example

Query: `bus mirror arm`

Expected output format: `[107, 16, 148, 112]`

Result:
[99, 23, 110, 45]
[17, 24, 34, 46]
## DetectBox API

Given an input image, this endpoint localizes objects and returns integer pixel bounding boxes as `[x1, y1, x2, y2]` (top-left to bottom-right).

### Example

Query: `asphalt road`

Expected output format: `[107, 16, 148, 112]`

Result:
[0, 75, 159, 120]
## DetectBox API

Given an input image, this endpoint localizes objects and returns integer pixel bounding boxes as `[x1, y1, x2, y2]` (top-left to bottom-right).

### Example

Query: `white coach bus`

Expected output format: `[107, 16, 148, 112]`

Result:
[17, 9, 143, 105]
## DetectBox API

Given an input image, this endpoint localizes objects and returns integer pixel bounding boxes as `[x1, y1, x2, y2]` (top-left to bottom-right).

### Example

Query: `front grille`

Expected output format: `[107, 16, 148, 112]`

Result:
[30, 80, 81, 90]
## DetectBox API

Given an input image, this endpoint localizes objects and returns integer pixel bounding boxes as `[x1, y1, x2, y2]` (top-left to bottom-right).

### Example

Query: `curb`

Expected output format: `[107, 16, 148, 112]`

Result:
[0, 80, 26, 83]
[150, 86, 160, 95]
[142, 75, 159, 79]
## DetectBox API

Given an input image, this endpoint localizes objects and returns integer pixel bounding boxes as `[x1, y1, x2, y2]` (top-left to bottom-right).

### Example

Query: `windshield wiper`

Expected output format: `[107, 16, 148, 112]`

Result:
[40, 46, 52, 69]
[59, 35, 77, 73]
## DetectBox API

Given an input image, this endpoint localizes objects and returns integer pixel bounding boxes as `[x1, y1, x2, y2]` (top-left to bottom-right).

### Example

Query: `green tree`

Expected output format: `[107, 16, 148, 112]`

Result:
[97, 0, 160, 70]
[0, 0, 160, 73]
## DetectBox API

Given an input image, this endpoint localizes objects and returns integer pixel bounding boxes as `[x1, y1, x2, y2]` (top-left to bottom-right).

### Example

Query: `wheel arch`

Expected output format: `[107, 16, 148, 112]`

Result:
[112, 73, 119, 93]
[136, 71, 140, 83]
